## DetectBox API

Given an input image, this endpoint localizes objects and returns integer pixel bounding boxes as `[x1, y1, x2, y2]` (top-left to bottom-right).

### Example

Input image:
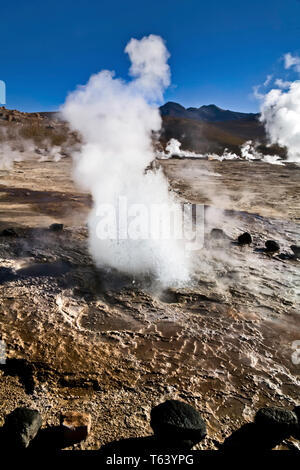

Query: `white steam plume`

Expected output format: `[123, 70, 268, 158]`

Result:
[62, 35, 191, 286]
[125, 35, 170, 101]
[259, 53, 300, 162]
[158, 138, 284, 165]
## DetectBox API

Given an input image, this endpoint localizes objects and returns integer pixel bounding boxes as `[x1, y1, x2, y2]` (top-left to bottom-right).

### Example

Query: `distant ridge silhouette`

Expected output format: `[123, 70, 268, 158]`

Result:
[160, 101, 259, 122]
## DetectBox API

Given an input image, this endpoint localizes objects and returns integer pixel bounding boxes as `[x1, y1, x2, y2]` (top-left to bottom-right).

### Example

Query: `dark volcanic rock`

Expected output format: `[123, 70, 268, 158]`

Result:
[1, 228, 18, 237]
[3, 407, 42, 448]
[0, 267, 15, 283]
[255, 407, 297, 438]
[150, 400, 206, 448]
[265, 240, 280, 252]
[290, 245, 300, 258]
[238, 232, 252, 245]
[49, 223, 64, 232]
[222, 408, 298, 451]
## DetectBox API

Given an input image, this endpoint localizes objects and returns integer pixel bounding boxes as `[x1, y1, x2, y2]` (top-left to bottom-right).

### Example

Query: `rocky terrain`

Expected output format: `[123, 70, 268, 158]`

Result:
[0, 136, 299, 449]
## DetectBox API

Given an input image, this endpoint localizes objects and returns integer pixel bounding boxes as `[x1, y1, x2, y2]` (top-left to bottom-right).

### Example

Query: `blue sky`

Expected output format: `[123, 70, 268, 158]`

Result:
[1, 0, 300, 112]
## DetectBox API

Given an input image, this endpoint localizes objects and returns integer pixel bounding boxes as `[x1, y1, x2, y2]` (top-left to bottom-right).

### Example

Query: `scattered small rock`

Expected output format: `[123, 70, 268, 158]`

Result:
[49, 223, 64, 232]
[3, 407, 42, 448]
[1, 228, 19, 237]
[290, 245, 300, 258]
[265, 240, 280, 253]
[0, 267, 15, 283]
[60, 411, 91, 445]
[238, 232, 252, 245]
[150, 400, 206, 448]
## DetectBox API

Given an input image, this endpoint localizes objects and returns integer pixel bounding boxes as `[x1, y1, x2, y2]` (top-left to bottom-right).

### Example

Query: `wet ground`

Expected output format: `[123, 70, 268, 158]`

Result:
[0, 155, 299, 449]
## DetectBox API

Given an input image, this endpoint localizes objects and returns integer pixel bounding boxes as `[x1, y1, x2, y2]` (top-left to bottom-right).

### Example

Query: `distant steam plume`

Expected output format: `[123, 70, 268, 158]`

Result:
[259, 53, 300, 162]
[62, 35, 192, 286]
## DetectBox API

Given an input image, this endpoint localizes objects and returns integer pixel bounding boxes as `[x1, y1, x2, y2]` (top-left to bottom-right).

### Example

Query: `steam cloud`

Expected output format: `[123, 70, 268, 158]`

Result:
[0, 125, 70, 169]
[62, 35, 191, 286]
[159, 138, 284, 165]
[259, 53, 300, 162]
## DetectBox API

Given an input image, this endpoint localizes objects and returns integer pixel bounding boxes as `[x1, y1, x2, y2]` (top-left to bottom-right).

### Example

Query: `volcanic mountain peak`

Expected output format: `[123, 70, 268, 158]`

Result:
[187, 103, 221, 111]
[158, 101, 188, 119]
[160, 101, 259, 122]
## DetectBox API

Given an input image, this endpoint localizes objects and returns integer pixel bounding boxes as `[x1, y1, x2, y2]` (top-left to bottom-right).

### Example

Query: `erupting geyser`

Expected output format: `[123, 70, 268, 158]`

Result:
[62, 35, 192, 286]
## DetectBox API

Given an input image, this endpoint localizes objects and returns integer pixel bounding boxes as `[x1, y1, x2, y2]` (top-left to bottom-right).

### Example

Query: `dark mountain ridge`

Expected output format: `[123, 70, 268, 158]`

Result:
[159, 103, 285, 157]
[160, 102, 259, 123]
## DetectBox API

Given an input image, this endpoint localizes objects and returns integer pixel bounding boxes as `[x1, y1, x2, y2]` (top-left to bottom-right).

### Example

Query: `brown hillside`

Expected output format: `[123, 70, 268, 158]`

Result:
[161, 115, 266, 155]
